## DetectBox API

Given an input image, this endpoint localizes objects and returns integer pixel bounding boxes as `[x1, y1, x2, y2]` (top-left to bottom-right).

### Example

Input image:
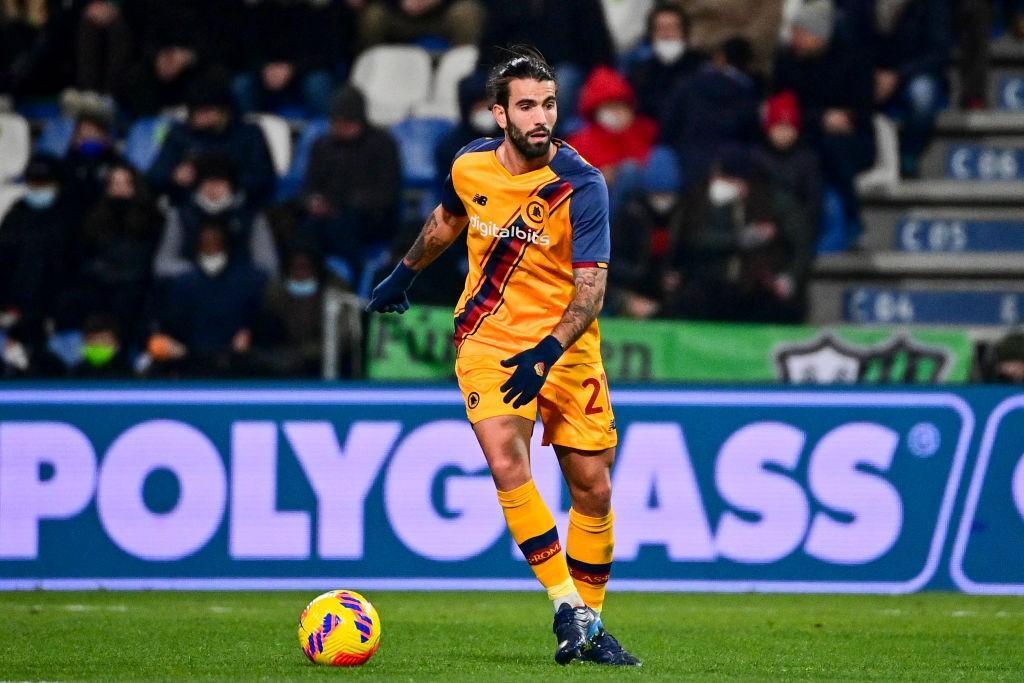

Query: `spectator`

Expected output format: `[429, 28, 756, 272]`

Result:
[118, 0, 243, 116]
[0, 0, 78, 97]
[233, 0, 342, 118]
[481, 1, 615, 118]
[626, 2, 706, 119]
[357, 0, 484, 49]
[0, 154, 73, 352]
[774, 0, 875, 240]
[63, 111, 126, 216]
[682, 0, 784, 78]
[986, 330, 1024, 383]
[302, 85, 401, 278]
[753, 90, 823, 230]
[76, 0, 132, 96]
[568, 66, 658, 213]
[254, 246, 329, 377]
[71, 311, 135, 378]
[154, 156, 279, 279]
[872, 0, 952, 177]
[147, 76, 277, 206]
[606, 149, 682, 319]
[662, 146, 812, 322]
[148, 222, 267, 377]
[435, 70, 497, 182]
[74, 163, 163, 345]
[957, 0, 992, 110]
[660, 36, 760, 187]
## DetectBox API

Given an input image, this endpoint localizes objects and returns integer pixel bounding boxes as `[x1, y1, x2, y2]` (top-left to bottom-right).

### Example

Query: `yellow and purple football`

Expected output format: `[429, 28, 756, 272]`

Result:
[297, 589, 381, 666]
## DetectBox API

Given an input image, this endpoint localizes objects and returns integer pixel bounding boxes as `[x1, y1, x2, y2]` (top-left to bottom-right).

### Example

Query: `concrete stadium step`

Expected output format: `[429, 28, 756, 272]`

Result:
[919, 133, 1024, 180]
[859, 180, 1021, 206]
[814, 251, 1024, 278]
[808, 279, 1024, 325]
[950, 63, 1024, 110]
[859, 208, 1024, 251]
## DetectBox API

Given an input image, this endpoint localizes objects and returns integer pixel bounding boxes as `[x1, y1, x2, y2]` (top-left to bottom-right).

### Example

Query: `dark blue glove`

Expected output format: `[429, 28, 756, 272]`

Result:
[499, 335, 565, 408]
[366, 261, 418, 313]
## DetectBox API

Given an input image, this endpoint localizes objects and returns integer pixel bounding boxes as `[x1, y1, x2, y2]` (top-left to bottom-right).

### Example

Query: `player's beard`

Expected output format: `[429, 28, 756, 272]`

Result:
[506, 120, 552, 160]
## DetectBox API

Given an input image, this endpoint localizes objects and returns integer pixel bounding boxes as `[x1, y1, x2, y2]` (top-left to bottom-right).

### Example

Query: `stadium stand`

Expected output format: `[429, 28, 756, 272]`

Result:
[3, 0, 1024, 381]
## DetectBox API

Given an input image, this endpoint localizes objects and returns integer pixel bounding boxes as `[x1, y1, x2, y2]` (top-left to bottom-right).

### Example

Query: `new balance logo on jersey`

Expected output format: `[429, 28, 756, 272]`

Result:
[469, 215, 551, 245]
[472, 193, 488, 206]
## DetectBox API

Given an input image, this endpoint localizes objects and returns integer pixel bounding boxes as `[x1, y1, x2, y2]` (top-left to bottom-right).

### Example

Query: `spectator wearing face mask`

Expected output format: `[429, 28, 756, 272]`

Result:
[753, 90, 823, 231]
[568, 65, 658, 216]
[254, 246, 330, 377]
[659, 36, 760, 188]
[69, 312, 135, 378]
[434, 70, 497, 188]
[147, 76, 277, 207]
[73, 163, 163, 346]
[0, 154, 73, 353]
[661, 146, 812, 322]
[626, 2, 706, 119]
[154, 155, 279, 280]
[606, 148, 681, 320]
[62, 110, 126, 218]
[147, 222, 267, 377]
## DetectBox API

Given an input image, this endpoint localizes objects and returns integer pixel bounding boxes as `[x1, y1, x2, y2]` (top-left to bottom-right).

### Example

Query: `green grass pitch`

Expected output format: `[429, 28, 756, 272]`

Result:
[1, 591, 1022, 681]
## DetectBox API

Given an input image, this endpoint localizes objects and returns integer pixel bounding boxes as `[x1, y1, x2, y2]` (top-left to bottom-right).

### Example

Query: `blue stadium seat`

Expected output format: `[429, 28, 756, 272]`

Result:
[124, 116, 175, 172]
[277, 118, 329, 201]
[390, 117, 455, 189]
[35, 116, 75, 157]
[641, 145, 682, 192]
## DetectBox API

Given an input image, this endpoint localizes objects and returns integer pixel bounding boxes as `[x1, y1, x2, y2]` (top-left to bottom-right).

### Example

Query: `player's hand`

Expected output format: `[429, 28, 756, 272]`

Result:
[366, 261, 418, 314]
[499, 335, 564, 408]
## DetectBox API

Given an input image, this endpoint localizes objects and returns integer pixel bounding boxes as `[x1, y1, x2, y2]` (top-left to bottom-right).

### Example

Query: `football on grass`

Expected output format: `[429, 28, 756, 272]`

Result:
[298, 589, 381, 666]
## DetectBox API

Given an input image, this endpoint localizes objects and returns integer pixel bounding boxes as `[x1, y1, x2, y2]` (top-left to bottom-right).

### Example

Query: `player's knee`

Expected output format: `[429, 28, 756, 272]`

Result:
[572, 480, 612, 517]
[488, 453, 531, 490]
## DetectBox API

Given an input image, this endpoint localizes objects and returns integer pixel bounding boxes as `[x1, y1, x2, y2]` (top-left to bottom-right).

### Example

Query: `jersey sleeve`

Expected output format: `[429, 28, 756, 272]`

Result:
[569, 174, 611, 267]
[440, 171, 466, 216]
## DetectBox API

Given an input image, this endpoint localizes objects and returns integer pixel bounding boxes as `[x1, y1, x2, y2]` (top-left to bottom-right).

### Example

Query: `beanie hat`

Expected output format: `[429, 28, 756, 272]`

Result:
[763, 91, 801, 131]
[792, 0, 836, 41]
[329, 85, 367, 123]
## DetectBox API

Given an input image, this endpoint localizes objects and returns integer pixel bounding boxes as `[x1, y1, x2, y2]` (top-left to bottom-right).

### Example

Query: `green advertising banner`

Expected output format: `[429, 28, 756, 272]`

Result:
[366, 307, 973, 383]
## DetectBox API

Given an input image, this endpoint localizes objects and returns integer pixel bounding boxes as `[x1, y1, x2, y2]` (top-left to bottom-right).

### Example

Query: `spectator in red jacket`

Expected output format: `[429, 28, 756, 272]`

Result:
[568, 66, 658, 194]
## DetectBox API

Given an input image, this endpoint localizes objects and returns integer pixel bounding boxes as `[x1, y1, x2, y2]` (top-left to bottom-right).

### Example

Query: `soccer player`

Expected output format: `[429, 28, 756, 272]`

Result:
[366, 46, 640, 667]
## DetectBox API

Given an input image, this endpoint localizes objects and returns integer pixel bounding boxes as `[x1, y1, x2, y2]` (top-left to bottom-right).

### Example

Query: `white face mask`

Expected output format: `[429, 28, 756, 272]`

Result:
[198, 252, 228, 277]
[648, 192, 677, 214]
[595, 106, 632, 133]
[652, 39, 686, 65]
[709, 178, 742, 206]
[195, 192, 234, 215]
[470, 108, 496, 134]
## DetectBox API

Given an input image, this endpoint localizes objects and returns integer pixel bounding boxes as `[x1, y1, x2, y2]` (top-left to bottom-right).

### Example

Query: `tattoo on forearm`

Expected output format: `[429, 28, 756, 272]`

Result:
[552, 268, 606, 349]
[404, 212, 449, 269]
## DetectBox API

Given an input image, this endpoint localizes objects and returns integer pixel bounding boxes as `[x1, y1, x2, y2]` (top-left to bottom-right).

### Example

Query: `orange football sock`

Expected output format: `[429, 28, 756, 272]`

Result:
[497, 480, 581, 608]
[566, 507, 614, 613]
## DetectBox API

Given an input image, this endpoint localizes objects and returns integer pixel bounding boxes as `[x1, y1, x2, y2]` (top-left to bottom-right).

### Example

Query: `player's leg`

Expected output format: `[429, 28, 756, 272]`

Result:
[456, 355, 590, 664]
[555, 444, 639, 665]
[472, 415, 592, 665]
[539, 363, 641, 666]
[554, 445, 614, 613]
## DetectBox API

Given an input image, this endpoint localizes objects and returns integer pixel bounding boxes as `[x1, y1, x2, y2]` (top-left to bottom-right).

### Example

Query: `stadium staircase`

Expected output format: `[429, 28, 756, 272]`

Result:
[810, 38, 1024, 347]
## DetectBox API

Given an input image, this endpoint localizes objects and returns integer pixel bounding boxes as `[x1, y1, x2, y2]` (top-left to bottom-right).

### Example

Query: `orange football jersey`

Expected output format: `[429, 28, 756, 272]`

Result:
[440, 138, 611, 365]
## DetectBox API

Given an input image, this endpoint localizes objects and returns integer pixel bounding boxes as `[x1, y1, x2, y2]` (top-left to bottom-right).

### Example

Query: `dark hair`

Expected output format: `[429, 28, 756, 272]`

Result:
[646, 1, 690, 39]
[486, 45, 556, 109]
[719, 36, 754, 73]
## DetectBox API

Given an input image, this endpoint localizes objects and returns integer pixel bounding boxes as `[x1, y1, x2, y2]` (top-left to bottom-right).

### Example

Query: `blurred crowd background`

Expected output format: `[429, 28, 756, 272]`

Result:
[1, 0, 1023, 381]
